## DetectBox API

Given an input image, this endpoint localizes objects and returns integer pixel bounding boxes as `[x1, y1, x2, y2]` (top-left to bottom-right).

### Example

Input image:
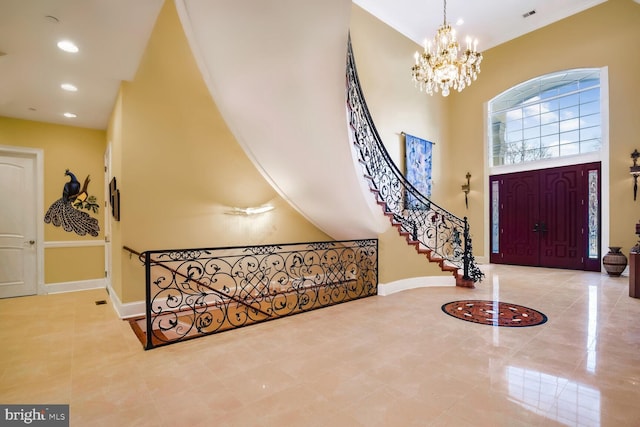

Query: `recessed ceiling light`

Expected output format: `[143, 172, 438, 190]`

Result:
[63, 112, 77, 118]
[61, 83, 78, 92]
[57, 40, 79, 53]
[456, 18, 464, 26]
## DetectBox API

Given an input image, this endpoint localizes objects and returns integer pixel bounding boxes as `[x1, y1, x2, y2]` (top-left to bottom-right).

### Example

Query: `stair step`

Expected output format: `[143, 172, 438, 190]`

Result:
[372, 187, 473, 288]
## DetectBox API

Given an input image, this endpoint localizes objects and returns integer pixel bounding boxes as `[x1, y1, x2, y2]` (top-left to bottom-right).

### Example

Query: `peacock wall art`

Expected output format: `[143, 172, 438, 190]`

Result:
[44, 169, 100, 237]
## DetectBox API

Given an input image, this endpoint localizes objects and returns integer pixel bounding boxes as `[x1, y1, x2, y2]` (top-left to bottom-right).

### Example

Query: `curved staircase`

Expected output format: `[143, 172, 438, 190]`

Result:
[175, 0, 482, 287]
[346, 38, 483, 287]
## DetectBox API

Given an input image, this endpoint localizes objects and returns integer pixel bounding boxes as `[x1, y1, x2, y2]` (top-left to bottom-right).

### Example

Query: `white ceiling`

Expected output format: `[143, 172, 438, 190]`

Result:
[354, 0, 607, 49]
[0, 0, 608, 131]
[0, 0, 163, 130]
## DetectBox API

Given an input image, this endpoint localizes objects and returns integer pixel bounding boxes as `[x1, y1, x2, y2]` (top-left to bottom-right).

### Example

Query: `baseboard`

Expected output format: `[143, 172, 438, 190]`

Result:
[378, 275, 456, 296]
[475, 255, 489, 264]
[106, 284, 145, 319]
[45, 278, 106, 294]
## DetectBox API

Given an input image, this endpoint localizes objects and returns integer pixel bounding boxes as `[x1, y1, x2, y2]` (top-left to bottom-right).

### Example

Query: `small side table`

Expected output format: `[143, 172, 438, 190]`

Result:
[629, 252, 640, 298]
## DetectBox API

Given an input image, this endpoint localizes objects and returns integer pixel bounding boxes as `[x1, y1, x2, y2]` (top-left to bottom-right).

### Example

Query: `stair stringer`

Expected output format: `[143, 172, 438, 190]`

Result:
[363, 177, 475, 288]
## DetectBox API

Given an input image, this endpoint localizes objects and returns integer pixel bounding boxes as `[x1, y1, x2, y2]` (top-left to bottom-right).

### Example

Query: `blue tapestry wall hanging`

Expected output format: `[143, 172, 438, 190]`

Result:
[404, 133, 433, 209]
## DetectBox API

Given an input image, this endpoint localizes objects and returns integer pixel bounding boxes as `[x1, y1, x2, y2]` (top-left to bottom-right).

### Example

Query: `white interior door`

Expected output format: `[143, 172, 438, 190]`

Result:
[0, 151, 38, 298]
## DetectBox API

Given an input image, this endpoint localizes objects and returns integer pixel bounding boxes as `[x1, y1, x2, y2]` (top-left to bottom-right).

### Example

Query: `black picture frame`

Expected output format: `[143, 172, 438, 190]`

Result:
[109, 177, 120, 221]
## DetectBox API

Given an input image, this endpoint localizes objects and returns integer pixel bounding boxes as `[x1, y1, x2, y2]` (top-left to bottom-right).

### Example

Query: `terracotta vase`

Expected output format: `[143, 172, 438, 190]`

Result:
[602, 246, 627, 276]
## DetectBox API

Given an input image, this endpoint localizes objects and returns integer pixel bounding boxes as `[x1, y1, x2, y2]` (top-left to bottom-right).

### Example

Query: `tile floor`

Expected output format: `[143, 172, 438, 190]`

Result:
[1, 264, 640, 426]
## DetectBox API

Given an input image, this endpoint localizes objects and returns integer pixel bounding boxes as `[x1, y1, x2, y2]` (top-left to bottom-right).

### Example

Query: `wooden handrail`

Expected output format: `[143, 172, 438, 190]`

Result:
[123, 245, 145, 261]
[122, 245, 271, 318]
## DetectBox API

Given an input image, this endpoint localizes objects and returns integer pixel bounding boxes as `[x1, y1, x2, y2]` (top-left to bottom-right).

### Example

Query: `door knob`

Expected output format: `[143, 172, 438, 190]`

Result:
[532, 223, 539, 232]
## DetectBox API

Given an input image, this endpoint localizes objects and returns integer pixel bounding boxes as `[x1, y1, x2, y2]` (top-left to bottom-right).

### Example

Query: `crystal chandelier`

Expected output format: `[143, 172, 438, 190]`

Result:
[411, 0, 483, 96]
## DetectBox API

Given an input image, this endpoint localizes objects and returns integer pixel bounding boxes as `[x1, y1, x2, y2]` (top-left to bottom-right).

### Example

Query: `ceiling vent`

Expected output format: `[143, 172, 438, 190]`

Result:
[523, 10, 536, 18]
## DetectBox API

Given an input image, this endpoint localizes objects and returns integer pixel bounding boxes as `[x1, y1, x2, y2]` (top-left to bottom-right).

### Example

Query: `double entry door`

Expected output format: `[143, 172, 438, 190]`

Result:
[490, 162, 601, 271]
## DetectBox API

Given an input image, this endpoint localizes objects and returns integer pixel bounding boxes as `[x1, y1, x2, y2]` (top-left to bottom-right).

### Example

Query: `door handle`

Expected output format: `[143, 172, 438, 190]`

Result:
[533, 223, 548, 233]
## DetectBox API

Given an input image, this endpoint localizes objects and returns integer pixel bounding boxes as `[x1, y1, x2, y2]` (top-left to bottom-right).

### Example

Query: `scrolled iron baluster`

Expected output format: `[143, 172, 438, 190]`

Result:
[140, 239, 377, 349]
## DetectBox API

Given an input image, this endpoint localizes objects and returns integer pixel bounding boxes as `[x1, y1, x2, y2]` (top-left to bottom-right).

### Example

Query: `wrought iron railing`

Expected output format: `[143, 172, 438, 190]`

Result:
[346, 38, 483, 284]
[127, 239, 378, 349]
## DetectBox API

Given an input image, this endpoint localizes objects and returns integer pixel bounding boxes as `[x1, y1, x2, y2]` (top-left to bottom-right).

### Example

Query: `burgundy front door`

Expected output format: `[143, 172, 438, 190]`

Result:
[490, 162, 600, 271]
[498, 171, 539, 265]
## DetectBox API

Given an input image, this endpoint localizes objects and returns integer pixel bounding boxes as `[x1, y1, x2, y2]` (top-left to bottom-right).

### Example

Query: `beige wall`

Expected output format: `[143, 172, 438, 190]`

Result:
[0, 117, 106, 285]
[350, 4, 451, 283]
[108, 0, 331, 303]
[445, 0, 640, 258]
[45, 246, 105, 283]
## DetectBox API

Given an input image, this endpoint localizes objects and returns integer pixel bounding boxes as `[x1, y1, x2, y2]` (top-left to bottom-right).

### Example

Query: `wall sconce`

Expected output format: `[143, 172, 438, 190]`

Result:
[461, 172, 471, 209]
[225, 204, 275, 216]
[631, 149, 640, 201]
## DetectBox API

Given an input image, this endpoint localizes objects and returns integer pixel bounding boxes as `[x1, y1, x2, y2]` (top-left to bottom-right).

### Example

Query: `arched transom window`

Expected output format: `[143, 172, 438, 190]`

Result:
[489, 69, 601, 167]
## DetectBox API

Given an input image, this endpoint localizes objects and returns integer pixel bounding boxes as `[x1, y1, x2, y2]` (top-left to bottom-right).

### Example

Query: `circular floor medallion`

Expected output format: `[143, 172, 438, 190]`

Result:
[441, 300, 547, 327]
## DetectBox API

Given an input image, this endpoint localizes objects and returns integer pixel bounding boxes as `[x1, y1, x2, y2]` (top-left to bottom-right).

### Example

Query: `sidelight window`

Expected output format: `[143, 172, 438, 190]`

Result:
[491, 180, 500, 254]
[587, 169, 599, 259]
